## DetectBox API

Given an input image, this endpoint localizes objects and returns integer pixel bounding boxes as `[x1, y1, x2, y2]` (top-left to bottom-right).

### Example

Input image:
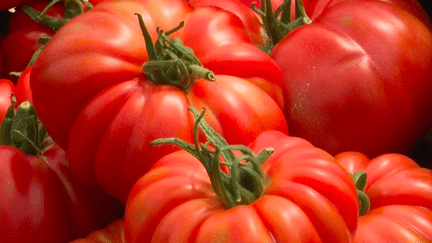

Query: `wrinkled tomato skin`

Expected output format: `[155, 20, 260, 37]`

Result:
[125, 130, 358, 243]
[272, 0, 432, 158]
[335, 152, 432, 242]
[70, 219, 126, 243]
[30, 0, 286, 203]
[188, 0, 264, 45]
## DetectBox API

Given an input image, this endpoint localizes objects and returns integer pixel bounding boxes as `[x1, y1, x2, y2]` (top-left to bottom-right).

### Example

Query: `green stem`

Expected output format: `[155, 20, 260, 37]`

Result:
[0, 99, 53, 156]
[151, 107, 274, 209]
[253, 0, 312, 51]
[19, 0, 92, 70]
[351, 171, 371, 216]
[135, 13, 215, 93]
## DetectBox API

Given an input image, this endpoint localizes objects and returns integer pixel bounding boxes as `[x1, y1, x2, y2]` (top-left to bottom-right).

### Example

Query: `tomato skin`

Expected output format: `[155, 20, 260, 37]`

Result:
[271, 0, 432, 158]
[124, 130, 358, 243]
[0, 145, 124, 243]
[30, 0, 287, 203]
[188, 0, 264, 45]
[335, 152, 432, 242]
[1, 0, 62, 82]
[0, 79, 15, 122]
[70, 219, 126, 243]
[0, 68, 36, 122]
[14, 66, 33, 103]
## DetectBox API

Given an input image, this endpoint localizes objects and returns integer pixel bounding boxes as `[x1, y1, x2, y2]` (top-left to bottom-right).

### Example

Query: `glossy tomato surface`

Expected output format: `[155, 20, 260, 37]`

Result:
[1, 0, 62, 81]
[335, 152, 432, 242]
[125, 130, 358, 242]
[30, 0, 287, 203]
[0, 145, 124, 243]
[271, 0, 432, 158]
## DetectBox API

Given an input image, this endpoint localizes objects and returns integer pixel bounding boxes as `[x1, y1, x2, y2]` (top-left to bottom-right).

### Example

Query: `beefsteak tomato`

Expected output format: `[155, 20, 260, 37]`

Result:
[335, 152, 432, 242]
[124, 108, 358, 242]
[0, 102, 124, 243]
[30, 0, 286, 203]
[258, 0, 432, 158]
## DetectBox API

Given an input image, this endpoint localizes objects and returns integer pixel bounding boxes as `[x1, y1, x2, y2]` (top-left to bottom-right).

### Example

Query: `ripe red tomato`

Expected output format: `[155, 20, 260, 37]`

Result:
[0, 67, 35, 122]
[335, 152, 432, 242]
[1, 0, 62, 81]
[124, 110, 358, 242]
[30, 0, 287, 203]
[70, 219, 126, 243]
[267, 0, 432, 158]
[0, 102, 124, 243]
[0, 145, 124, 243]
[1, 0, 94, 82]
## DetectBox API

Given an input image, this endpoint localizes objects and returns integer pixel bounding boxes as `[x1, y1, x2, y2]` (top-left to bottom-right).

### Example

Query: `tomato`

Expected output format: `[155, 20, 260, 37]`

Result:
[258, 0, 432, 158]
[0, 101, 124, 243]
[0, 0, 34, 11]
[30, 0, 287, 203]
[0, 67, 36, 122]
[335, 152, 432, 242]
[124, 108, 358, 242]
[1, 0, 92, 82]
[70, 219, 126, 243]
[1, 0, 62, 81]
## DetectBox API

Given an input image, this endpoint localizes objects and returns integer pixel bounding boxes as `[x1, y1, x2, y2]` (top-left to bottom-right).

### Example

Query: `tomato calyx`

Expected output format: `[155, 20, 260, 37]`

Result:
[351, 170, 371, 216]
[0, 97, 53, 156]
[253, 0, 311, 52]
[18, 0, 93, 68]
[151, 107, 274, 209]
[21, 0, 92, 32]
[136, 13, 216, 93]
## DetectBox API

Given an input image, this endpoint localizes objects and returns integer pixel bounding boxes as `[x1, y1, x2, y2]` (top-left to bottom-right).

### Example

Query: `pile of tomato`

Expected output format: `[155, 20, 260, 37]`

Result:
[0, 0, 431, 242]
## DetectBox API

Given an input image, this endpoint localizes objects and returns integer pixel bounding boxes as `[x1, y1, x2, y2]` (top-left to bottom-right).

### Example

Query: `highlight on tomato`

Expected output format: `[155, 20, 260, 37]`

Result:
[0, 79, 15, 122]
[30, 0, 287, 203]
[124, 107, 358, 242]
[335, 152, 432, 242]
[252, 0, 432, 159]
